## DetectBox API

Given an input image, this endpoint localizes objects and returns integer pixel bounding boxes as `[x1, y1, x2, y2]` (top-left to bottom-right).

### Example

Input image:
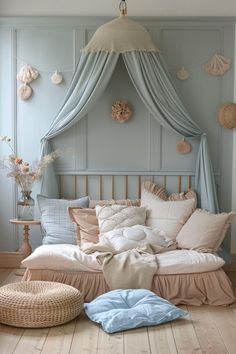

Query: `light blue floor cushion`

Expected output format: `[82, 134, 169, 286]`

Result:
[84, 289, 188, 333]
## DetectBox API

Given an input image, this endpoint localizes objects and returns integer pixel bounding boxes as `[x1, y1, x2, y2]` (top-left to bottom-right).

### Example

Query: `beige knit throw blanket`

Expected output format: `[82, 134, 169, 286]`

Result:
[81, 243, 158, 290]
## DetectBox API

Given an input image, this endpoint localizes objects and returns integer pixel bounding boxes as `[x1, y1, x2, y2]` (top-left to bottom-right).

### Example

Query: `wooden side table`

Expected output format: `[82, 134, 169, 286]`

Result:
[10, 219, 41, 259]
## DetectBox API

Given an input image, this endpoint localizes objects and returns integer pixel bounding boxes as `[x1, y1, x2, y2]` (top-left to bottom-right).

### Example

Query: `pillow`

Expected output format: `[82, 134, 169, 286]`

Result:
[21, 244, 101, 271]
[142, 180, 197, 206]
[100, 225, 175, 252]
[168, 189, 197, 208]
[141, 188, 195, 241]
[84, 289, 187, 333]
[142, 180, 168, 200]
[68, 207, 99, 245]
[95, 204, 146, 234]
[37, 195, 89, 244]
[176, 209, 236, 252]
[89, 198, 140, 208]
[70, 200, 143, 245]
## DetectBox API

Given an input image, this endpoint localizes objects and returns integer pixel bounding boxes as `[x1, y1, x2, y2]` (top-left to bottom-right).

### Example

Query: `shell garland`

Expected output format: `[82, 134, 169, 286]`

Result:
[176, 67, 190, 81]
[17, 64, 39, 84]
[16, 64, 39, 101]
[51, 71, 64, 85]
[18, 84, 32, 100]
[203, 53, 231, 76]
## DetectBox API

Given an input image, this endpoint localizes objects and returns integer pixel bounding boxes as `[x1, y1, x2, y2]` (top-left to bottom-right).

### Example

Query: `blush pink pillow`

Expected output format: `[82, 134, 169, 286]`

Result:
[176, 209, 236, 252]
[68, 207, 99, 245]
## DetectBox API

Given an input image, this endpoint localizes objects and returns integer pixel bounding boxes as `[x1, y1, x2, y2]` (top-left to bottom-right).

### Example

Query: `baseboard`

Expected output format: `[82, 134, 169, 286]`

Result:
[0, 252, 24, 268]
[223, 253, 236, 271]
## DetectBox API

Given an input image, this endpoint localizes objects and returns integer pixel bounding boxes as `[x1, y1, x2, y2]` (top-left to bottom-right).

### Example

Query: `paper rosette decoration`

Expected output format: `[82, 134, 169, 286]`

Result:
[111, 100, 132, 123]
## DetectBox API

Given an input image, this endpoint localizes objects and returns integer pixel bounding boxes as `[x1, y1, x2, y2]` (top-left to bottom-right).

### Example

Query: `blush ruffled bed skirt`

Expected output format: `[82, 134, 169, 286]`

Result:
[22, 268, 235, 306]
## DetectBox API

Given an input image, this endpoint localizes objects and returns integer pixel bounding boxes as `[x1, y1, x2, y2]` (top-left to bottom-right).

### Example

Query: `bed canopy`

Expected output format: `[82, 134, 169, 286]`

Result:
[41, 0, 219, 213]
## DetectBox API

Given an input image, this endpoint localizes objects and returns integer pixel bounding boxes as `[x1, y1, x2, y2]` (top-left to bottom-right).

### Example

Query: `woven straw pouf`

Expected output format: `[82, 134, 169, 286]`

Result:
[0, 281, 83, 328]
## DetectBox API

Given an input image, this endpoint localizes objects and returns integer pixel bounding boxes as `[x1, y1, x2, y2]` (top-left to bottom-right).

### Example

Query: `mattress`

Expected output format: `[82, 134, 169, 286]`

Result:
[21, 244, 225, 275]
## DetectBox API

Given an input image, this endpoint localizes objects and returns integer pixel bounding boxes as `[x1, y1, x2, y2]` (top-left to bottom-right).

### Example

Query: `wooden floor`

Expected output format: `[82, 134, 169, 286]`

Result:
[0, 270, 236, 354]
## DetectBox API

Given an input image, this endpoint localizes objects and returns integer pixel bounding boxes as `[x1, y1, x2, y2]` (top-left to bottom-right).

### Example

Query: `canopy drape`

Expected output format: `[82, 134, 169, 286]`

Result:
[122, 51, 219, 212]
[41, 51, 119, 141]
[40, 15, 219, 213]
[40, 51, 119, 196]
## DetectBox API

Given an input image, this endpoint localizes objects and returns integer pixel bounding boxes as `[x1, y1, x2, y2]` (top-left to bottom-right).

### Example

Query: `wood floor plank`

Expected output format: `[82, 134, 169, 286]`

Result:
[0, 269, 236, 354]
[96, 328, 123, 354]
[124, 327, 150, 354]
[171, 306, 203, 354]
[1, 269, 23, 286]
[0, 269, 24, 354]
[188, 305, 228, 354]
[13, 328, 49, 354]
[0, 324, 24, 354]
[69, 312, 99, 354]
[205, 306, 236, 354]
[0, 269, 12, 284]
[148, 323, 177, 354]
[41, 320, 76, 354]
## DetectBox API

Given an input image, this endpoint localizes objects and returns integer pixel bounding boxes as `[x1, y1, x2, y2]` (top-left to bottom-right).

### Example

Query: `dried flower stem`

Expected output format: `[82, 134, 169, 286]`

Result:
[0, 135, 60, 191]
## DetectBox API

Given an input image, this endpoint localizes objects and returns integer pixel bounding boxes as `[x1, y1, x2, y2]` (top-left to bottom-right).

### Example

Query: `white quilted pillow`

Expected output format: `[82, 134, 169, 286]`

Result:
[100, 225, 173, 252]
[95, 204, 146, 234]
[141, 189, 195, 241]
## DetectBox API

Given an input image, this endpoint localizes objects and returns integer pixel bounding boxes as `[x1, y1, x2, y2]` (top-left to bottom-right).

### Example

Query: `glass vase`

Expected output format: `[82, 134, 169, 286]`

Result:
[17, 190, 35, 221]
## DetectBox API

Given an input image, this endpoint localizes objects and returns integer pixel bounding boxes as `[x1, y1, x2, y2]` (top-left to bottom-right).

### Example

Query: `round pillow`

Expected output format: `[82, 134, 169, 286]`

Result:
[0, 281, 83, 328]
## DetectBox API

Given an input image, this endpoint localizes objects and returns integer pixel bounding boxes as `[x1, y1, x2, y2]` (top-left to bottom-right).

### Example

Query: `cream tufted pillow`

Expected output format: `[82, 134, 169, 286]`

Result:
[95, 204, 146, 234]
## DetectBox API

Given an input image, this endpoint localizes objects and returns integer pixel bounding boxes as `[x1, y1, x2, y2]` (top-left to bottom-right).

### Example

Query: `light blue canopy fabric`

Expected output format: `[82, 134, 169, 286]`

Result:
[40, 51, 119, 196]
[41, 18, 219, 213]
[122, 51, 219, 212]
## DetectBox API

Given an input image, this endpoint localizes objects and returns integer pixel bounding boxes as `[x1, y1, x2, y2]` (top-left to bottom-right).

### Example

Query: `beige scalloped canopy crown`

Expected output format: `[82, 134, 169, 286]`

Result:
[82, 15, 159, 53]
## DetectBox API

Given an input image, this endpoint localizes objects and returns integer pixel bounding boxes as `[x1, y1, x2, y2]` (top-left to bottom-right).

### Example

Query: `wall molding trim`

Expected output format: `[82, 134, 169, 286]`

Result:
[0, 252, 24, 268]
[0, 16, 235, 29]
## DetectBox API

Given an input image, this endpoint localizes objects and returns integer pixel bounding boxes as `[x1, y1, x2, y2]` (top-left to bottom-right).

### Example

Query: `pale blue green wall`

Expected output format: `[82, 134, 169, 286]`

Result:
[0, 17, 234, 251]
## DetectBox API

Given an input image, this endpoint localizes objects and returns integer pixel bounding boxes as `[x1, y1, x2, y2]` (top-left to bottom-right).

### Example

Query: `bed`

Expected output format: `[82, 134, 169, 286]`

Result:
[22, 173, 235, 306]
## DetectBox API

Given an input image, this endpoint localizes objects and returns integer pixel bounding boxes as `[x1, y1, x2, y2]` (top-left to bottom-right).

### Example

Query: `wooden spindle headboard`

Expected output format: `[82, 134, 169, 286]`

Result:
[56, 171, 195, 200]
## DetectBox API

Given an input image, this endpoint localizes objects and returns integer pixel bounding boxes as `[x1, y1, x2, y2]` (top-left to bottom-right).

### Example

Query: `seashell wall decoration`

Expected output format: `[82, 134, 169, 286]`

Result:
[111, 100, 133, 123]
[16, 64, 39, 100]
[176, 138, 192, 154]
[51, 70, 64, 85]
[176, 67, 190, 81]
[18, 84, 32, 100]
[16, 64, 39, 84]
[203, 53, 231, 76]
[218, 102, 236, 129]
